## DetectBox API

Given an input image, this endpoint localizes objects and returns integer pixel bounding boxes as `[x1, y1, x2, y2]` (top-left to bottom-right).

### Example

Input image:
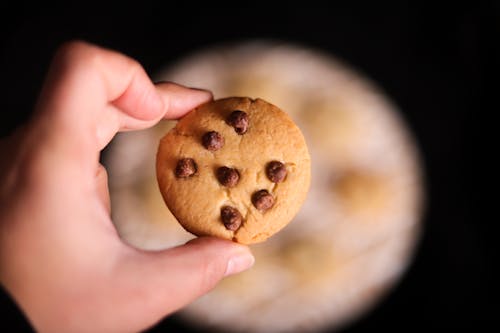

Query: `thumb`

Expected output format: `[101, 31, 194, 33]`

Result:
[118, 237, 254, 323]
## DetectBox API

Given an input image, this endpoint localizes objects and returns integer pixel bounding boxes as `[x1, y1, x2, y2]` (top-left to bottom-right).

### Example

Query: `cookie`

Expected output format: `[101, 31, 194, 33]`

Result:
[156, 97, 311, 244]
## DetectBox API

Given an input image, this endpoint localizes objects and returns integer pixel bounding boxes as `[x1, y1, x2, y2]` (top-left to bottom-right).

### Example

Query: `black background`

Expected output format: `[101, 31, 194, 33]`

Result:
[0, 2, 495, 332]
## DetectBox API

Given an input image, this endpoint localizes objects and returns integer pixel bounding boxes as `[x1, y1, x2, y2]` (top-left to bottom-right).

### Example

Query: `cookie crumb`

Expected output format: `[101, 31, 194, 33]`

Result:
[216, 167, 240, 187]
[221, 206, 243, 231]
[175, 158, 197, 178]
[202, 131, 224, 151]
[266, 161, 287, 183]
[227, 110, 249, 134]
[252, 189, 275, 211]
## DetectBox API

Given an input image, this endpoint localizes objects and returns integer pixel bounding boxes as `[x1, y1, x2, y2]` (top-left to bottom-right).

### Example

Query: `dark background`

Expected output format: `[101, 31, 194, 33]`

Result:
[0, 2, 495, 332]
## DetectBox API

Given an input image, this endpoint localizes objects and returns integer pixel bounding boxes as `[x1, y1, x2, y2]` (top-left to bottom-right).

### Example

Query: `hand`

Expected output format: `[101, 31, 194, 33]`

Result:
[0, 41, 254, 333]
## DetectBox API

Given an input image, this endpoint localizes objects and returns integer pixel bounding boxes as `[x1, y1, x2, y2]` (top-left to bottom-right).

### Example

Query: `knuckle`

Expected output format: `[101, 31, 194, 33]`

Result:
[52, 40, 131, 78]
[50, 40, 102, 79]
[53, 40, 93, 64]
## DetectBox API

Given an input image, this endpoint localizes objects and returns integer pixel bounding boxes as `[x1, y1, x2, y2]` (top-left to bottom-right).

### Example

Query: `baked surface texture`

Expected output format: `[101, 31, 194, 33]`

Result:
[156, 97, 311, 244]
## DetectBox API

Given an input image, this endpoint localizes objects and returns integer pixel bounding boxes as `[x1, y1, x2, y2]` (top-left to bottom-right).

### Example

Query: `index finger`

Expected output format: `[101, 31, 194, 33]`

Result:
[35, 41, 212, 151]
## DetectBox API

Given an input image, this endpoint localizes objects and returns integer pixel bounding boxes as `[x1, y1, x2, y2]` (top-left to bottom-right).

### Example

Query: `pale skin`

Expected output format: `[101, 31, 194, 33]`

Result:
[0, 41, 254, 333]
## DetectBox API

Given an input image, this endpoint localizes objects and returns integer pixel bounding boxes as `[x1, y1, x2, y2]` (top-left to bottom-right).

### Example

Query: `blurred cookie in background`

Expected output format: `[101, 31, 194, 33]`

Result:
[104, 40, 425, 332]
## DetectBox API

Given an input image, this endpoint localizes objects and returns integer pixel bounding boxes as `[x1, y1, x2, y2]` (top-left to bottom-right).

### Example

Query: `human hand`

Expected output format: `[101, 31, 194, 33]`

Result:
[0, 41, 254, 333]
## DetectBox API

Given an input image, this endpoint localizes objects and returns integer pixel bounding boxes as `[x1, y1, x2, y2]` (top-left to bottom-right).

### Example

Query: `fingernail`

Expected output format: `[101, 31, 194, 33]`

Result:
[188, 87, 213, 102]
[189, 86, 213, 95]
[154, 81, 212, 97]
[224, 251, 255, 277]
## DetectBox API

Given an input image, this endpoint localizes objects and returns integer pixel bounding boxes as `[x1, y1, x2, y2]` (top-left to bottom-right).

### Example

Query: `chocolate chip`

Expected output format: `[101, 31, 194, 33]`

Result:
[252, 189, 275, 211]
[221, 206, 243, 231]
[175, 158, 197, 178]
[216, 167, 240, 187]
[266, 161, 287, 183]
[202, 131, 224, 151]
[226, 110, 249, 134]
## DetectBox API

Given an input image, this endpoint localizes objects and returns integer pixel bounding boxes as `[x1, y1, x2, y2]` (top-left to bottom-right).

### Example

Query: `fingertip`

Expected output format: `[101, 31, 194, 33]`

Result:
[118, 236, 254, 322]
[185, 237, 254, 277]
[155, 82, 213, 120]
[224, 249, 255, 277]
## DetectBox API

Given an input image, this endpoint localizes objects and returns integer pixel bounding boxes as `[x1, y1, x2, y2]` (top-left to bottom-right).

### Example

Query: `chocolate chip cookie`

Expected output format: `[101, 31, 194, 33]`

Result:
[156, 97, 311, 244]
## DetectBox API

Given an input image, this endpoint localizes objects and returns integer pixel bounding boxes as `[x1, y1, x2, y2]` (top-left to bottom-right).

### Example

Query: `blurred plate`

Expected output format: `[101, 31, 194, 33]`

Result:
[105, 40, 425, 333]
